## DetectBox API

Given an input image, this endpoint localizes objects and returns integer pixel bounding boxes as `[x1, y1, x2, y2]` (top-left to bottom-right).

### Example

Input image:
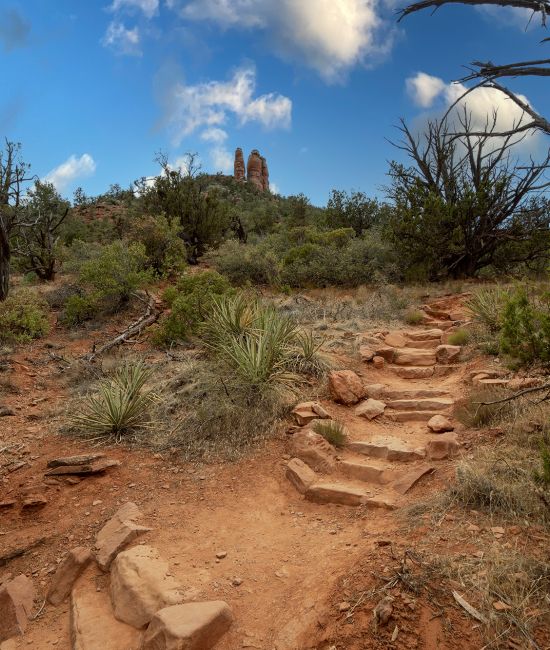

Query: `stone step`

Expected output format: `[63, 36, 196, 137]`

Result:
[347, 437, 425, 462]
[404, 339, 441, 349]
[392, 464, 435, 495]
[305, 482, 398, 509]
[339, 459, 391, 485]
[386, 410, 450, 422]
[478, 378, 510, 387]
[385, 397, 454, 411]
[382, 388, 449, 400]
[404, 329, 444, 341]
[390, 366, 434, 379]
[393, 348, 436, 367]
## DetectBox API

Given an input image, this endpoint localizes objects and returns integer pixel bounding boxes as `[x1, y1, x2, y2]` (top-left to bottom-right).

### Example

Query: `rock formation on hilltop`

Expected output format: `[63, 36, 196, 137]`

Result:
[234, 148, 270, 191]
[234, 147, 245, 182]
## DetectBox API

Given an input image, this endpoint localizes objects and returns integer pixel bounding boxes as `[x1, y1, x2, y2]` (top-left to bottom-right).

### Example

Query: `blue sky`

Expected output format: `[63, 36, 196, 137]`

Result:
[1, 0, 548, 205]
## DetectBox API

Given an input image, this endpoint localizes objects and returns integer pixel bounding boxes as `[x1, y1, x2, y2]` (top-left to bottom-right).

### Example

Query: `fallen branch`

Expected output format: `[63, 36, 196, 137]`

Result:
[477, 382, 550, 406]
[452, 590, 487, 624]
[84, 293, 161, 363]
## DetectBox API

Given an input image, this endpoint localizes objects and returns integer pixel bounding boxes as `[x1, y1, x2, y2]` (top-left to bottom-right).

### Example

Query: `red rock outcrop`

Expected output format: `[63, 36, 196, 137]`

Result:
[233, 148, 245, 182]
[246, 149, 263, 190]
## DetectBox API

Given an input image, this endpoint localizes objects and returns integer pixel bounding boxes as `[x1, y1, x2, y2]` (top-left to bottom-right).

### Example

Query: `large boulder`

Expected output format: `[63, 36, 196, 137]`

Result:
[110, 546, 184, 629]
[0, 575, 35, 642]
[328, 370, 365, 405]
[290, 430, 337, 473]
[95, 502, 151, 571]
[47, 546, 92, 606]
[355, 398, 386, 420]
[142, 602, 233, 650]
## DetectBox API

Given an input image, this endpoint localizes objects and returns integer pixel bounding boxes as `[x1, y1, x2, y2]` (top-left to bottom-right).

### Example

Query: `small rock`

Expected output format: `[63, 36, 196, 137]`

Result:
[436, 344, 461, 364]
[427, 415, 454, 433]
[359, 346, 375, 362]
[286, 458, 317, 494]
[47, 547, 92, 606]
[231, 578, 243, 587]
[0, 575, 35, 642]
[338, 602, 351, 612]
[355, 398, 386, 420]
[95, 502, 151, 571]
[328, 370, 366, 405]
[0, 408, 15, 417]
[373, 595, 394, 627]
[372, 356, 385, 369]
[290, 430, 337, 473]
[493, 600, 512, 611]
[21, 495, 47, 509]
[216, 552, 227, 560]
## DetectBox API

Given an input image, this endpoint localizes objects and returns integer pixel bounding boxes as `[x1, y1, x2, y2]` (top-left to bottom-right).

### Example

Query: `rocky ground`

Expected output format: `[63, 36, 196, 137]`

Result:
[1, 293, 549, 649]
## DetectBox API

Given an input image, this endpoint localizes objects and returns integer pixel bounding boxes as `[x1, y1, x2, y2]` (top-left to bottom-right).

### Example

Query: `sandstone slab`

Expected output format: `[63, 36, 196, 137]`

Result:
[364, 383, 386, 399]
[394, 348, 436, 367]
[384, 331, 406, 348]
[286, 458, 317, 494]
[47, 546, 92, 606]
[392, 366, 434, 379]
[436, 345, 461, 364]
[425, 434, 460, 460]
[348, 437, 425, 462]
[290, 429, 337, 473]
[143, 601, 233, 650]
[374, 346, 395, 362]
[111, 545, 184, 629]
[71, 581, 141, 650]
[95, 502, 151, 571]
[339, 460, 388, 484]
[291, 401, 329, 426]
[0, 575, 35, 642]
[392, 465, 435, 495]
[328, 370, 365, 405]
[305, 482, 367, 506]
[405, 329, 443, 341]
[355, 398, 386, 420]
[385, 398, 454, 411]
[359, 346, 375, 362]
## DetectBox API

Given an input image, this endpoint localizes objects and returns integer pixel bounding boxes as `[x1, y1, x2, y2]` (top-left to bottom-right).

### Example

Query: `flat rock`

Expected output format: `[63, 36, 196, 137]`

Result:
[364, 383, 386, 399]
[0, 408, 15, 417]
[95, 502, 151, 571]
[427, 415, 454, 433]
[142, 602, 233, 650]
[392, 366, 434, 379]
[290, 429, 337, 473]
[405, 329, 443, 341]
[359, 346, 375, 362]
[364, 495, 399, 510]
[286, 458, 317, 494]
[45, 459, 121, 476]
[348, 437, 425, 462]
[47, 454, 106, 468]
[0, 575, 35, 642]
[385, 398, 454, 411]
[383, 388, 448, 400]
[47, 547, 92, 606]
[393, 348, 436, 367]
[392, 465, 435, 495]
[339, 460, 388, 484]
[404, 339, 440, 349]
[355, 398, 386, 420]
[291, 402, 329, 426]
[328, 370, 365, 405]
[425, 434, 460, 460]
[386, 410, 448, 423]
[433, 365, 455, 378]
[110, 545, 184, 628]
[436, 345, 461, 364]
[305, 482, 367, 506]
[71, 580, 142, 650]
[384, 332, 406, 348]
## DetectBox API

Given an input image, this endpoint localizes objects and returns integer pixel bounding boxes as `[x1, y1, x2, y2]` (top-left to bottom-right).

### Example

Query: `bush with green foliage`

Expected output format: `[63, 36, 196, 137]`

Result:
[447, 328, 470, 346]
[466, 287, 509, 333]
[500, 288, 550, 366]
[62, 241, 153, 325]
[206, 240, 279, 285]
[154, 270, 233, 345]
[403, 308, 425, 326]
[0, 289, 50, 343]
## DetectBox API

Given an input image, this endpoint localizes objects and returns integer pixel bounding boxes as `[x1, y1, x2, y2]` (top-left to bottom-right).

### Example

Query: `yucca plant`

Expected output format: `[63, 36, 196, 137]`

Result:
[466, 288, 509, 333]
[290, 329, 330, 376]
[72, 361, 157, 440]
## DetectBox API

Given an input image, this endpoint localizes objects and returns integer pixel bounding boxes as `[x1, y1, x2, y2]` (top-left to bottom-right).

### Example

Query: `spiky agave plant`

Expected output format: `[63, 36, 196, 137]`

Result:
[72, 361, 157, 440]
[465, 288, 509, 333]
[290, 329, 330, 376]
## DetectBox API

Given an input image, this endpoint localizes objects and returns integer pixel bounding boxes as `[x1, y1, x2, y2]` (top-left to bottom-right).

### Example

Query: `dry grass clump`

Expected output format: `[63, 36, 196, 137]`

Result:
[439, 549, 550, 648]
[313, 420, 348, 448]
[403, 308, 425, 326]
[454, 386, 517, 428]
[150, 357, 289, 461]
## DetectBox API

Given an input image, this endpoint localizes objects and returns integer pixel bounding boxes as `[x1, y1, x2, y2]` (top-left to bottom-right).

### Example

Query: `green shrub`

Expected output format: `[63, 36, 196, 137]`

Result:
[126, 214, 187, 277]
[500, 288, 550, 366]
[403, 308, 425, 325]
[62, 241, 154, 326]
[153, 271, 233, 346]
[72, 361, 157, 441]
[313, 420, 347, 447]
[0, 290, 50, 343]
[207, 240, 279, 285]
[447, 328, 470, 346]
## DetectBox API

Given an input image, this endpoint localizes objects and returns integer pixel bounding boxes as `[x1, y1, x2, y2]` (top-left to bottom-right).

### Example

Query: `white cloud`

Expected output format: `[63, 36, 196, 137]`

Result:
[210, 145, 233, 173]
[177, 0, 392, 81]
[406, 72, 446, 108]
[43, 154, 96, 192]
[164, 64, 292, 145]
[405, 71, 540, 153]
[270, 181, 280, 195]
[476, 5, 535, 29]
[101, 21, 141, 55]
[200, 127, 228, 143]
[110, 0, 159, 18]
